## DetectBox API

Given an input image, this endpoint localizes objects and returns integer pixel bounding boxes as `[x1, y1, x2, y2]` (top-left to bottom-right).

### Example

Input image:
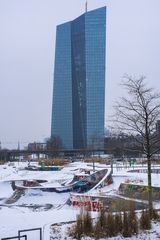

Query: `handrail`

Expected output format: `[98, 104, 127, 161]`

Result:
[1, 235, 27, 240]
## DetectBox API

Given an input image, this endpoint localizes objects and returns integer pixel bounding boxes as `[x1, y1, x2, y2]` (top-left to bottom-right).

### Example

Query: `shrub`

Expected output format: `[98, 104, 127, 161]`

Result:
[94, 219, 104, 239]
[140, 209, 151, 230]
[99, 208, 107, 229]
[74, 213, 84, 240]
[150, 208, 160, 220]
[106, 212, 116, 237]
[122, 211, 132, 237]
[38, 158, 69, 166]
[128, 203, 138, 235]
[68, 209, 93, 239]
[94, 208, 107, 239]
[83, 210, 93, 236]
[114, 212, 123, 235]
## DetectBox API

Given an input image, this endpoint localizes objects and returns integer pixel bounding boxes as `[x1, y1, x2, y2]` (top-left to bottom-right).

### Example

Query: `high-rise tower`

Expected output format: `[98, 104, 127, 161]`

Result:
[51, 7, 106, 149]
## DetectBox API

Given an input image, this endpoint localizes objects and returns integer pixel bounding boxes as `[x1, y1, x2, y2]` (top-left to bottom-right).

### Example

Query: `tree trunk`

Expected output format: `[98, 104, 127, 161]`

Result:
[147, 156, 153, 214]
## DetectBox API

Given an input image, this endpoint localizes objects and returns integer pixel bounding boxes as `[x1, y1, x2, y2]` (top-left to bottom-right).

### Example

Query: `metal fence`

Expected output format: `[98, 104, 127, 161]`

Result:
[1, 227, 42, 240]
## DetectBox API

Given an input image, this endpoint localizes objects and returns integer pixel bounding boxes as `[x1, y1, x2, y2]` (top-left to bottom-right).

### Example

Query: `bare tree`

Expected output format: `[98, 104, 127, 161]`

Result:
[114, 75, 160, 212]
[46, 136, 63, 157]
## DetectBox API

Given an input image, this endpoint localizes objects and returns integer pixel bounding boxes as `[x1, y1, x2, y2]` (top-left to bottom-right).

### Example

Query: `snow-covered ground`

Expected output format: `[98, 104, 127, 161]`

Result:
[0, 161, 160, 239]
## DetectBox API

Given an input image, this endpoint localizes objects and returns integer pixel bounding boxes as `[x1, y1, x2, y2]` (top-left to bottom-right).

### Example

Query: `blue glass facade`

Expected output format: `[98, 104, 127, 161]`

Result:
[51, 7, 106, 149]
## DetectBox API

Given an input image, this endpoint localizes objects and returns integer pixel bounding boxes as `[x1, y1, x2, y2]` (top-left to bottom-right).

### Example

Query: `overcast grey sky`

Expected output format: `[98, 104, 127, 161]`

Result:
[0, 0, 160, 149]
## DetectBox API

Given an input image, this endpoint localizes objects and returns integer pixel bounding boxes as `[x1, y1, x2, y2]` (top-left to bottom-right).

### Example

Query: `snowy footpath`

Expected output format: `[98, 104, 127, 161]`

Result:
[0, 207, 78, 239]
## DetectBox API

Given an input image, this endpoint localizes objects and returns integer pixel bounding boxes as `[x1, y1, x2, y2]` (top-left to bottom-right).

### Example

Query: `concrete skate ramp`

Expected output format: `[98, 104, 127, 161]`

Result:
[5, 189, 24, 204]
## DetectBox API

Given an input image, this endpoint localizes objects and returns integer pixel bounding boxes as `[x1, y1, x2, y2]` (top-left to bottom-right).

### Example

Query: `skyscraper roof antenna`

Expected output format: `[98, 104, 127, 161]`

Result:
[85, 1, 88, 13]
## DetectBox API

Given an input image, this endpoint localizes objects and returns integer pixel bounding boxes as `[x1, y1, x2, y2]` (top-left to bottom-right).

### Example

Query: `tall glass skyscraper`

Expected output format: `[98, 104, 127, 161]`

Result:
[51, 7, 106, 149]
